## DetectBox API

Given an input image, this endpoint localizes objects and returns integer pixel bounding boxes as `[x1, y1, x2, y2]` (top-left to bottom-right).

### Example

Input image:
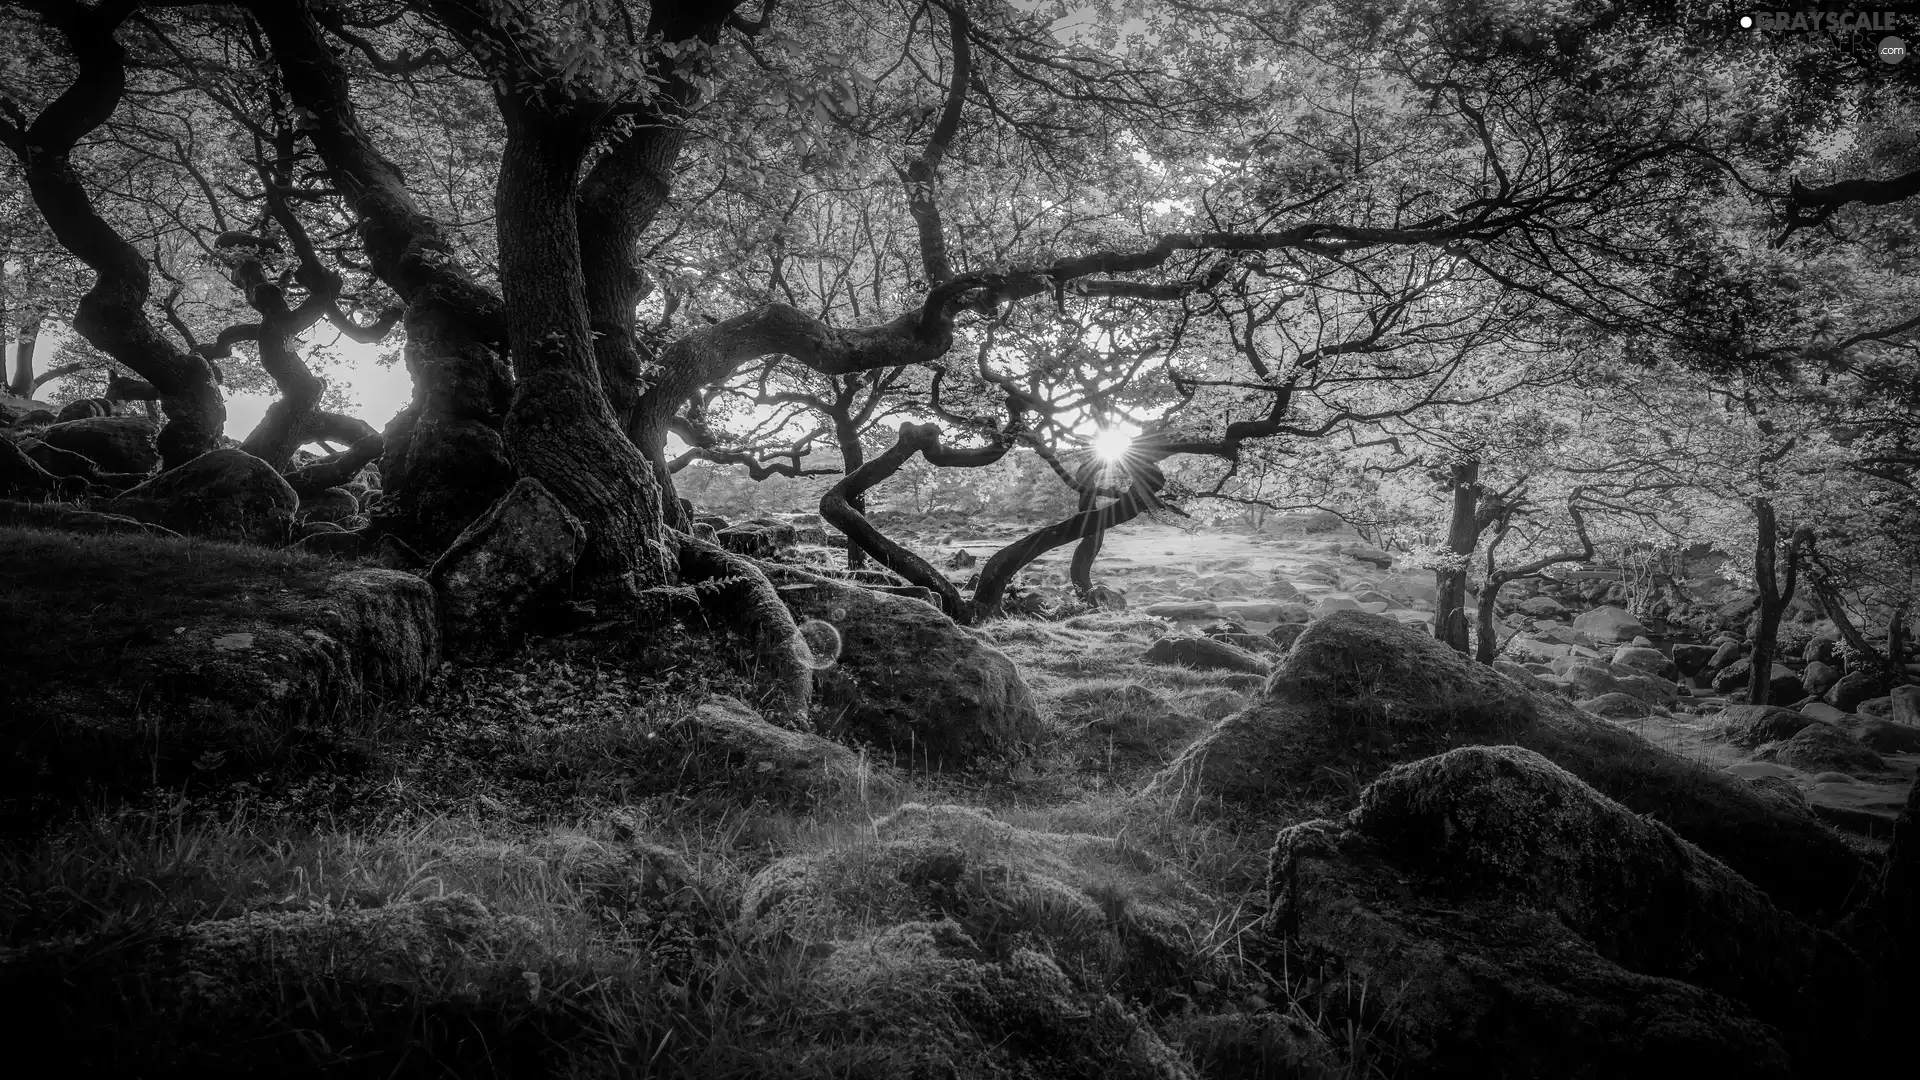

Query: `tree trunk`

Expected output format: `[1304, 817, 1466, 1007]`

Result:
[1748, 500, 1804, 706]
[1887, 603, 1910, 690]
[1068, 489, 1102, 596]
[252, 1, 513, 555]
[820, 422, 990, 619]
[7, 313, 41, 399]
[1435, 461, 1481, 654]
[2, 9, 224, 467]
[834, 410, 869, 570]
[495, 108, 669, 598]
[974, 474, 1162, 618]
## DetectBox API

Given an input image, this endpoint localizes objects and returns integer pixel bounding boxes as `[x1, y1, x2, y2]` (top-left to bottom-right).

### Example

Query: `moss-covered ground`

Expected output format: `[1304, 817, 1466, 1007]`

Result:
[0, 518, 1385, 1079]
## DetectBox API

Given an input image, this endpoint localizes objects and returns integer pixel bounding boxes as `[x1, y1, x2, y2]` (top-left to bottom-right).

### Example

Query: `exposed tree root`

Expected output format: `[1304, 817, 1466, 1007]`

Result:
[675, 532, 818, 726]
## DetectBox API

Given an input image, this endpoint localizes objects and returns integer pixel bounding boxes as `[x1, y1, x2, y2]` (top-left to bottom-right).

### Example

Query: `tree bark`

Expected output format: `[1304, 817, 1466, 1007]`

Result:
[6, 313, 41, 399]
[1473, 503, 1596, 665]
[831, 404, 870, 569]
[495, 107, 669, 597]
[251, 0, 513, 554]
[0, 8, 224, 467]
[1749, 500, 1805, 706]
[820, 422, 997, 619]
[1435, 461, 1481, 654]
[973, 469, 1163, 618]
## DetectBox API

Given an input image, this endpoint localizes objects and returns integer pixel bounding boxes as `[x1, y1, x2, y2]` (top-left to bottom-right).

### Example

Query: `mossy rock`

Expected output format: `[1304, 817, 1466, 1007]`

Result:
[1266, 746, 1873, 1076]
[1150, 611, 1869, 917]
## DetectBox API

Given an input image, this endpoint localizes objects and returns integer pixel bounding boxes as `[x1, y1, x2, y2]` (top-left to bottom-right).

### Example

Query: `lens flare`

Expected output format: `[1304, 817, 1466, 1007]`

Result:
[1092, 428, 1133, 461]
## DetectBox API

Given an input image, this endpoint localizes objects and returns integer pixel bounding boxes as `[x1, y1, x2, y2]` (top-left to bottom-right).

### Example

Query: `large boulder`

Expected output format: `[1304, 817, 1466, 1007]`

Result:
[1573, 604, 1647, 643]
[716, 520, 797, 557]
[1713, 658, 1802, 703]
[1142, 634, 1268, 674]
[427, 477, 584, 656]
[1891, 684, 1920, 726]
[1150, 611, 1868, 915]
[1711, 705, 1813, 749]
[0, 393, 56, 426]
[1826, 671, 1881, 713]
[35, 415, 160, 474]
[1759, 722, 1887, 776]
[1265, 746, 1870, 1076]
[763, 565, 1043, 769]
[1801, 660, 1840, 698]
[655, 695, 874, 803]
[1612, 644, 1674, 678]
[296, 486, 360, 524]
[104, 448, 296, 544]
[1578, 691, 1651, 719]
[1672, 642, 1719, 677]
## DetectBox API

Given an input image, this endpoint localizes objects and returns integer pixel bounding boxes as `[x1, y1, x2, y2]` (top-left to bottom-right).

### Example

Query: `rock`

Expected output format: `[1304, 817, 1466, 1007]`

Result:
[296, 486, 360, 523]
[1149, 611, 1867, 916]
[764, 565, 1043, 770]
[1493, 660, 1552, 692]
[1341, 543, 1393, 569]
[1266, 746, 1868, 1075]
[1573, 605, 1647, 643]
[1612, 644, 1673, 678]
[1142, 600, 1219, 620]
[662, 695, 869, 800]
[739, 803, 1205, 996]
[1672, 643, 1718, 676]
[1518, 594, 1569, 618]
[1892, 684, 1920, 726]
[1711, 705, 1812, 749]
[1801, 660, 1839, 698]
[52, 510, 181, 539]
[1798, 701, 1849, 723]
[1716, 595, 1759, 628]
[1143, 635, 1269, 674]
[1803, 637, 1838, 665]
[1617, 671, 1682, 705]
[1708, 640, 1745, 669]
[1858, 696, 1893, 718]
[15, 436, 147, 487]
[1084, 583, 1127, 611]
[1561, 660, 1625, 700]
[1759, 722, 1886, 775]
[105, 448, 297, 544]
[715, 521, 796, 557]
[1843, 718, 1920, 755]
[1578, 691, 1652, 719]
[293, 528, 368, 558]
[1536, 624, 1599, 651]
[1266, 623, 1306, 651]
[1825, 671, 1881, 712]
[1312, 595, 1361, 615]
[0, 393, 57, 425]
[427, 477, 584, 656]
[1213, 600, 1289, 622]
[1712, 659, 1801, 703]
[35, 415, 159, 474]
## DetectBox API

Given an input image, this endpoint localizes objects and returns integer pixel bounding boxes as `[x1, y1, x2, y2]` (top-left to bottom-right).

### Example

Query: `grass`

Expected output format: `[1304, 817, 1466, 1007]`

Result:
[0, 517, 1399, 1078]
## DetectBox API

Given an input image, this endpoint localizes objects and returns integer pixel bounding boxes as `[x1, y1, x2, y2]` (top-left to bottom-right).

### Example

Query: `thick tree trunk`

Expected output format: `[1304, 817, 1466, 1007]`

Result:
[1476, 575, 1509, 665]
[1067, 488, 1102, 596]
[7, 313, 41, 399]
[1886, 604, 1910, 690]
[1435, 461, 1480, 654]
[1, 9, 224, 467]
[252, 1, 512, 555]
[495, 109, 669, 598]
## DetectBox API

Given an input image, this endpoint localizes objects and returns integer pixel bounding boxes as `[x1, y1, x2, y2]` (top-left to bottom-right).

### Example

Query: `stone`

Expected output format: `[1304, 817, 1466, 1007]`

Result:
[1708, 640, 1745, 670]
[1612, 645, 1673, 678]
[1712, 659, 1801, 703]
[52, 510, 181, 539]
[1266, 623, 1306, 651]
[1578, 691, 1652, 719]
[1858, 696, 1893, 718]
[1573, 605, 1647, 643]
[715, 521, 797, 557]
[1803, 638, 1838, 665]
[105, 448, 297, 545]
[1143, 635, 1269, 674]
[0, 393, 57, 425]
[1671, 643, 1719, 676]
[1149, 612, 1865, 915]
[1842, 718, 1920, 755]
[1891, 684, 1920, 726]
[1711, 705, 1812, 749]
[666, 695, 868, 800]
[1342, 543, 1393, 568]
[1759, 721, 1886, 775]
[296, 486, 360, 523]
[1312, 595, 1361, 615]
[35, 415, 160, 474]
[1798, 701, 1849, 724]
[1142, 600, 1220, 620]
[1800, 660, 1839, 698]
[1266, 746, 1868, 1075]
[1631, 635, 1655, 647]
[764, 565, 1043, 770]
[427, 477, 585, 656]
[1825, 671, 1880, 713]
[1518, 594, 1569, 618]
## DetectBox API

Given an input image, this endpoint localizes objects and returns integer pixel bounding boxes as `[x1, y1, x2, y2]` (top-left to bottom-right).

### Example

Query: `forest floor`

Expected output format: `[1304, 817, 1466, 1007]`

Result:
[0, 508, 1910, 1078]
